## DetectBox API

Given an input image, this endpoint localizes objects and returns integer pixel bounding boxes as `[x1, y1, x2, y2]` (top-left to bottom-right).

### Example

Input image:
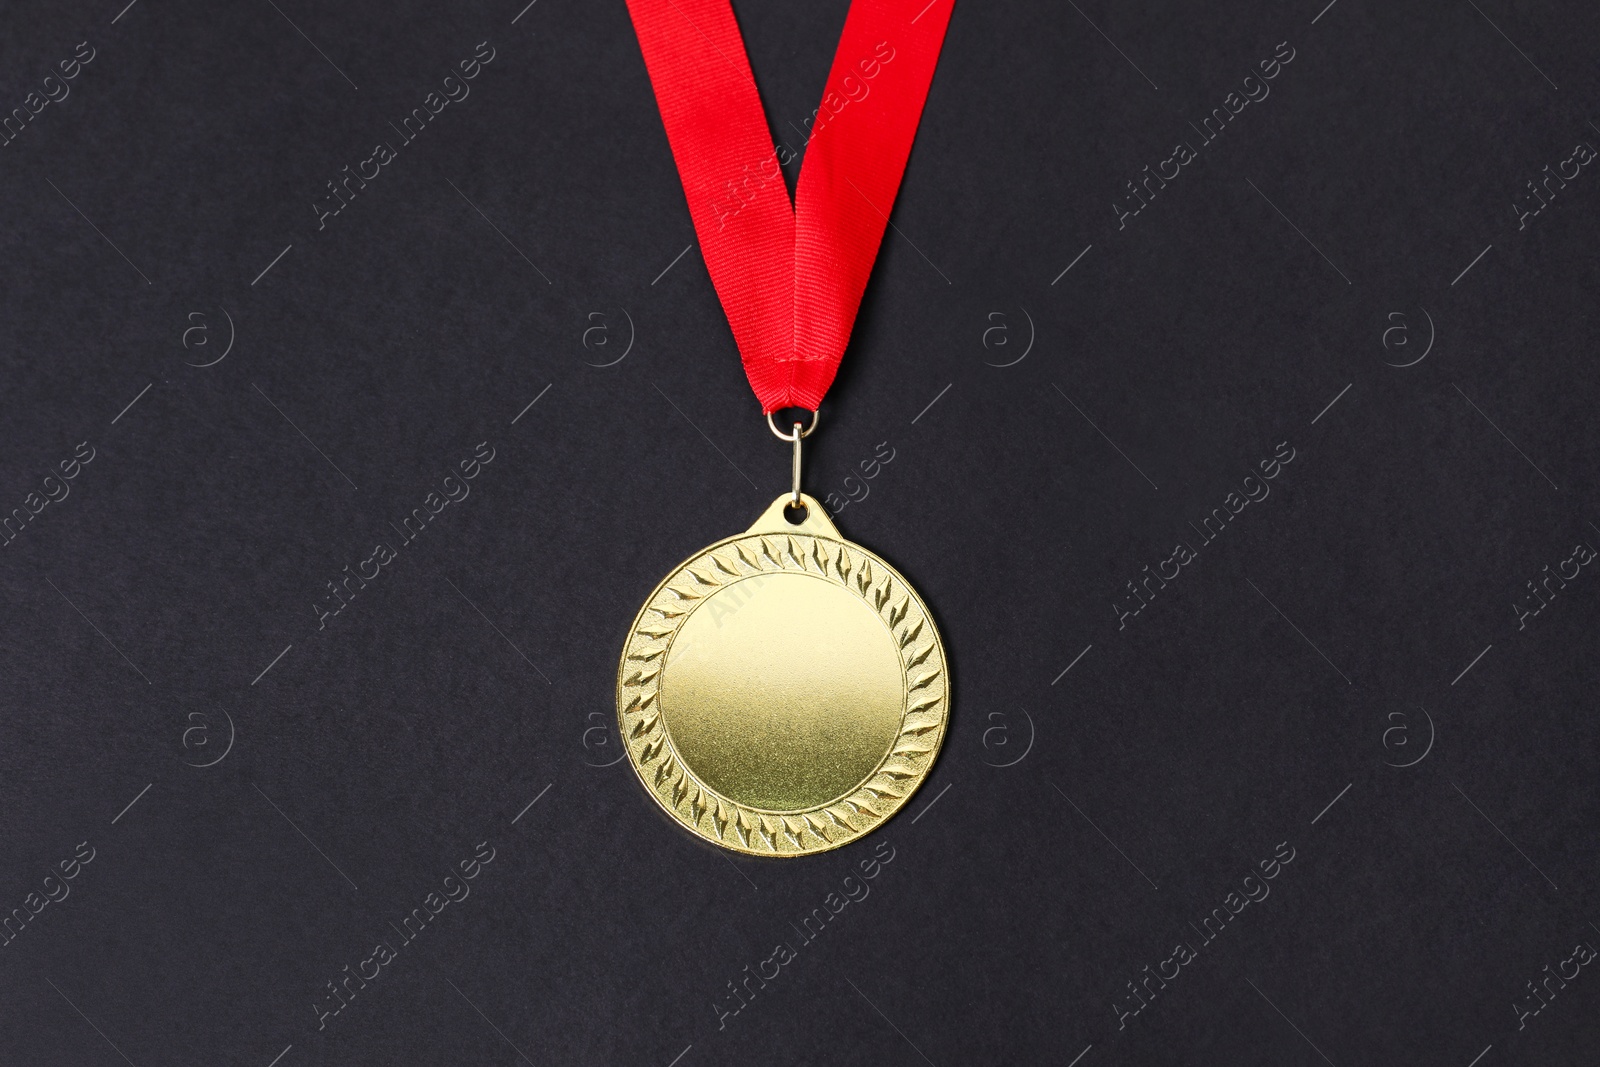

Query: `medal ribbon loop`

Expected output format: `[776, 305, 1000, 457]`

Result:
[625, 0, 954, 414]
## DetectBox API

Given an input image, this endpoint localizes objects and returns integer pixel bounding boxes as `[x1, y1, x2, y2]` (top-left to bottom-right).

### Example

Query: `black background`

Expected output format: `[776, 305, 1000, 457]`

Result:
[2, 0, 1598, 1064]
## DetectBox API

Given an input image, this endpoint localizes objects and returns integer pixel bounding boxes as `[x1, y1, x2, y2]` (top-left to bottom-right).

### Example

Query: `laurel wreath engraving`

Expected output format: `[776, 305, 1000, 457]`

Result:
[617, 531, 948, 856]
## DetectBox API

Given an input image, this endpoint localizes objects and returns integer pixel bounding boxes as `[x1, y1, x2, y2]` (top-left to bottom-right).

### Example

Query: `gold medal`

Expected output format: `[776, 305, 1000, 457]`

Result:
[616, 492, 948, 856]
[620, 0, 956, 853]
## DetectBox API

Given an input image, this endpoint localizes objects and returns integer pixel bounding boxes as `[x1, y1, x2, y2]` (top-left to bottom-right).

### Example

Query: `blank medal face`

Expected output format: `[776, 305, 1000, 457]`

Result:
[663, 571, 905, 811]
[617, 495, 948, 856]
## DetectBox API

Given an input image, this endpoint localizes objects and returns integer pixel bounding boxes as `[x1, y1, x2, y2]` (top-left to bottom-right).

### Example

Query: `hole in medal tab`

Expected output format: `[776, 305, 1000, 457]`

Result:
[783, 501, 808, 525]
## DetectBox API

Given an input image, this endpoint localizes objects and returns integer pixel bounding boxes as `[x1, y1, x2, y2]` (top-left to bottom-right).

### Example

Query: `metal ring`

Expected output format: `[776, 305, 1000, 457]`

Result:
[767, 409, 820, 441]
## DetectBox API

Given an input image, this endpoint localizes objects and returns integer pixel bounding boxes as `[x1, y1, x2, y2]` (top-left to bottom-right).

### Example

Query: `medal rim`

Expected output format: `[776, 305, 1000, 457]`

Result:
[615, 499, 948, 857]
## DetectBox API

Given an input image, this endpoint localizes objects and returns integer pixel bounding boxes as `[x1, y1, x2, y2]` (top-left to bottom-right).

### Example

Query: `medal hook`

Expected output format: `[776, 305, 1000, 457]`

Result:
[766, 410, 819, 510]
[790, 422, 803, 507]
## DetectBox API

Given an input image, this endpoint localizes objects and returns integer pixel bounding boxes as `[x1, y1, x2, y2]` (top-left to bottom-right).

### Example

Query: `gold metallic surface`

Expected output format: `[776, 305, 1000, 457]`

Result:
[617, 494, 948, 856]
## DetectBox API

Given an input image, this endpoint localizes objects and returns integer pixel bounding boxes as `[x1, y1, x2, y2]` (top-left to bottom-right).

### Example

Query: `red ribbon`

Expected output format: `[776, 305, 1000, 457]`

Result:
[626, 0, 954, 414]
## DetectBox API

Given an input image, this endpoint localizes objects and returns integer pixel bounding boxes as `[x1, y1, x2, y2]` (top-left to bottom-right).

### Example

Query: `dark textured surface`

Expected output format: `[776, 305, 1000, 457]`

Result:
[2, 1, 1598, 1064]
